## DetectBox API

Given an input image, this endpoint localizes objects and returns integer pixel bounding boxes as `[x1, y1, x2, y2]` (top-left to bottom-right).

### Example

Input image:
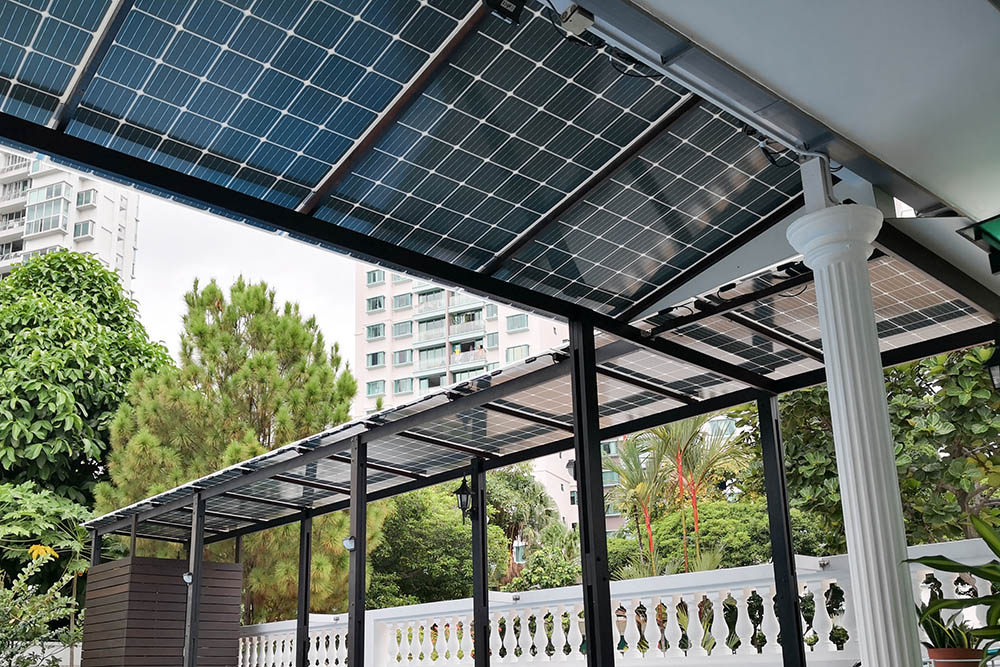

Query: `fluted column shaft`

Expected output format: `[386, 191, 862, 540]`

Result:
[786, 204, 921, 667]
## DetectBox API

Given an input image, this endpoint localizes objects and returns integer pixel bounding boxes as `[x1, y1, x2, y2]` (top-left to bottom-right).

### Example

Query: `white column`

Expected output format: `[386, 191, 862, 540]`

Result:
[786, 204, 922, 667]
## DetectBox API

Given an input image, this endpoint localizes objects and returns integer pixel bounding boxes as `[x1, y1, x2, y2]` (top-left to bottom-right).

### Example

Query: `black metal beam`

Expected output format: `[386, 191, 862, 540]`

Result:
[146, 517, 223, 534]
[177, 505, 259, 525]
[108, 529, 189, 544]
[470, 458, 490, 667]
[721, 311, 824, 363]
[90, 530, 101, 567]
[298, 5, 488, 215]
[296, 515, 312, 667]
[328, 452, 426, 480]
[875, 221, 1000, 319]
[618, 192, 806, 322]
[221, 491, 309, 511]
[182, 493, 206, 667]
[129, 514, 137, 556]
[758, 396, 807, 667]
[484, 402, 573, 431]
[401, 430, 498, 458]
[568, 319, 615, 667]
[596, 365, 698, 405]
[53, 0, 136, 131]
[272, 474, 351, 495]
[479, 93, 702, 275]
[347, 438, 367, 666]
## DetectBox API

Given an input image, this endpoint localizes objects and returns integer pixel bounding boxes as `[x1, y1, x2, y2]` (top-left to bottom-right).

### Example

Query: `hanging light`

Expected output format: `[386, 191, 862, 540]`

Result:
[342, 536, 356, 552]
[454, 477, 472, 524]
[182, 571, 193, 585]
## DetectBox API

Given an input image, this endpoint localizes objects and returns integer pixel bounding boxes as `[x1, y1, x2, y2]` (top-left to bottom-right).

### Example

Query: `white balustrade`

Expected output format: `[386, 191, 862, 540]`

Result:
[238, 539, 992, 667]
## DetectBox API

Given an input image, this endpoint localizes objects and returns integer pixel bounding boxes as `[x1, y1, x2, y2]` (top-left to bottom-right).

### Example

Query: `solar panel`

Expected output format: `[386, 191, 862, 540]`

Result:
[494, 101, 803, 315]
[62, 0, 478, 208]
[313, 1, 687, 269]
[595, 374, 685, 429]
[0, 0, 112, 124]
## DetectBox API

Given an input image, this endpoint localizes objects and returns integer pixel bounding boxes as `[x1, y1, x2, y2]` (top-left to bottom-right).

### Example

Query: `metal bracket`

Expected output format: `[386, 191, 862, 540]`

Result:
[800, 156, 840, 213]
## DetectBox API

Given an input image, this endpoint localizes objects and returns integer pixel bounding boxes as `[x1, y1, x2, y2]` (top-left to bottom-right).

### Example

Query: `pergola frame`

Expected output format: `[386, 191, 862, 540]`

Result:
[8, 5, 996, 665]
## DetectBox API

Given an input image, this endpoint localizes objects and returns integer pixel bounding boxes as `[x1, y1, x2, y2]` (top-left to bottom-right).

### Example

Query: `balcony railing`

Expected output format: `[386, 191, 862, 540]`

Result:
[240, 538, 992, 667]
[0, 160, 28, 175]
[449, 292, 482, 309]
[0, 218, 24, 232]
[0, 189, 28, 202]
[451, 348, 487, 365]
[0, 250, 23, 265]
[417, 325, 446, 343]
[449, 319, 484, 336]
[417, 356, 446, 371]
[416, 296, 446, 314]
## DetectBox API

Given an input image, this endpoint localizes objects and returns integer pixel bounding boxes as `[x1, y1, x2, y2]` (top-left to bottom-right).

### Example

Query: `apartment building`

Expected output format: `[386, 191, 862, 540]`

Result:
[0, 149, 139, 289]
[354, 263, 576, 540]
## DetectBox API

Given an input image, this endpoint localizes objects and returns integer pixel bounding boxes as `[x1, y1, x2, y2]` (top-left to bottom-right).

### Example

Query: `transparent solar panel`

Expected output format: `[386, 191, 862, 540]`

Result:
[496, 101, 803, 315]
[407, 405, 567, 456]
[491, 374, 574, 425]
[601, 343, 748, 399]
[314, 1, 687, 270]
[366, 432, 469, 477]
[63, 0, 479, 208]
[596, 374, 686, 430]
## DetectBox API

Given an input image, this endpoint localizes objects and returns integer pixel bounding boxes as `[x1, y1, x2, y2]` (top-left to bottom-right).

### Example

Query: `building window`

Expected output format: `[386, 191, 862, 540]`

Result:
[365, 323, 385, 341]
[25, 183, 72, 236]
[393, 349, 412, 366]
[366, 351, 385, 368]
[417, 317, 445, 341]
[418, 346, 446, 370]
[453, 368, 485, 383]
[506, 314, 528, 332]
[486, 362, 499, 372]
[602, 470, 619, 486]
[601, 441, 619, 456]
[76, 189, 97, 207]
[417, 289, 445, 311]
[505, 344, 530, 364]
[393, 293, 412, 310]
[392, 273, 410, 283]
[1, 210, 25, 231]
[366, 296, 385, 313]
[73, 220, 93, 238]
[2, 178, 31, 199]
[393, 378, 413, 395]
[392, 321, 412, 338]
[485, 332, 498, 349]
[485, 304, 498, 320]
[418, 374, 445, 393]
[570, 490, 577, 505]
[366, 269, 385, 286]
[366, 380, 385, 397]
[513, 544, 526, 564]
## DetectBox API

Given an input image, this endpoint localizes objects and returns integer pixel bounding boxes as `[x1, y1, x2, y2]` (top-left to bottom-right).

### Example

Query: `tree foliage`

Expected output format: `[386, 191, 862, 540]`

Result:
[95, 277, 364, 622]
[0, 555, 80, 667]
[503, 543, 580, 592]
[369, 485, 508, 607]
[0, 251, 167, 501]
[485, 463, 556, 578]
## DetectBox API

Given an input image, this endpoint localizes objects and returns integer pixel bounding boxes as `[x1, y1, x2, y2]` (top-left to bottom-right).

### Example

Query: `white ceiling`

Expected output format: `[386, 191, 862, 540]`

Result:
[633, 0, 1000, 221]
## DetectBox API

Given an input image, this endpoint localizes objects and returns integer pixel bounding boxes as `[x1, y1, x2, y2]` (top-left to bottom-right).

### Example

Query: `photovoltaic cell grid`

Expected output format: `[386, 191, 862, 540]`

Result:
[0, 0, 111, 124]
[313, 1, 688, 270]
[495, 101, 803, 315]
[595, 374, 685, 430]
[62, 0, 478, 209]
[721, 255, 992, 353]
[491, 374, 573, 426]
[408, 405, 565, 455]
[601, 344, 747, 399]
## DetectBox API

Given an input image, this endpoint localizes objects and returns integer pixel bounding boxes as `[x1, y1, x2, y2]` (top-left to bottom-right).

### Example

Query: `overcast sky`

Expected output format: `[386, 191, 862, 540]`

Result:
[132, 195, 358, 367]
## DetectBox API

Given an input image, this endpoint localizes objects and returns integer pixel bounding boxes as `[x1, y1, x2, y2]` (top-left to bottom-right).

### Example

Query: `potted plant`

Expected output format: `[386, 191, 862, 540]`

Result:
[916, 602, 982, 666]
[906, 515, 1000, 667]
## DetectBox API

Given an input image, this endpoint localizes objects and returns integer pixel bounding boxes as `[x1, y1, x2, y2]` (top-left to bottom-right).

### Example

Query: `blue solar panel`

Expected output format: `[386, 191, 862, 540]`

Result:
[62, 0, 478, 208]
[314, 1, 687, 269]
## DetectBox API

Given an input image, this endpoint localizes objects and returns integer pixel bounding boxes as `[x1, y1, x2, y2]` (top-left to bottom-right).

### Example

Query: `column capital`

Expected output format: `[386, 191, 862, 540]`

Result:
[786, 204, 883, 268]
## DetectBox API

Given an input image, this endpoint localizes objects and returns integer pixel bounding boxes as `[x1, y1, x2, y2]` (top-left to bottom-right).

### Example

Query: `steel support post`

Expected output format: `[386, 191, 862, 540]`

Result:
[129, 515, 138, 557]
[90, 531, 101, 568]
[296, 515, 313, 667]
[568, 319, 615, 666]
[348, 438, 367, 666]
[470, 458, 490, 666]
[183, 493, 206, 667]
[757, 396, 807, 667]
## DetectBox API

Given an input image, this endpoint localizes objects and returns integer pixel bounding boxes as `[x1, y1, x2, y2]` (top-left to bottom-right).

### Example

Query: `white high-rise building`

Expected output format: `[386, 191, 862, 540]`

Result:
[0, 149, 140, 290]
[353, 263, 578, 537]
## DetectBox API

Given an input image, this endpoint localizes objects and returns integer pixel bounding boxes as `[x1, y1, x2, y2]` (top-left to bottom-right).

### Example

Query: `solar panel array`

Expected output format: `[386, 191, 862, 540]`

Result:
[314, 2, 687, 270]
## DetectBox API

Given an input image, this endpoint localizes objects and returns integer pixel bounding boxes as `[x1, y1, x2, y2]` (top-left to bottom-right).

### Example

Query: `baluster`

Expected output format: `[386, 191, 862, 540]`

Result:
[812, 581, 835, 653]
[837, 580, 856, 654]
[458, 616, 474, 665]
[260, 637, 268, 667]
[554, 605, 571, 662]
[514, 610, 526, 661]
[406, 621, 419, 664]
[692, 593, 710, 657]
[664, 594, 684, 657]
[760, 587, 780, 655]
[566, 603, 584, 662]
[444, 616, 459, 665]
[339, 627, 351, 665]
[523, 609, 539, 662]
[712, 591, 727, 657]
[733, 589, 755, 656]
[432, 617, 444, 664]
[488, 612, 503, 663]
[421, 619, 434, 665]
[386, 622, 400, 666]
[242, 636, 251, 667]
[623, 598, 642, 658]
[648, 596, 665, 658]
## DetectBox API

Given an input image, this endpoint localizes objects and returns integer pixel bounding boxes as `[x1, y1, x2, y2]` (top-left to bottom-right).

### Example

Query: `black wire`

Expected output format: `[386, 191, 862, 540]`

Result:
[776, 285, 809, 298]
[606, 48, 664, 78]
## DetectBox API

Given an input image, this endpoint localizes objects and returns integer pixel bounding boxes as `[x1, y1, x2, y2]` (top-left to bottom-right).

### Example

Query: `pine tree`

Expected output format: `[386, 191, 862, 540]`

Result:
[95, 277, 379, 622]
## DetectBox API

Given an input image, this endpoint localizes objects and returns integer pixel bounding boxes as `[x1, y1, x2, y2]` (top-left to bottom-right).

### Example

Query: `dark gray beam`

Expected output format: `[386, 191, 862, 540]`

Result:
[471, 458, 490, 667]
[328, 452, 426, 479]
[568, 319, 615, 667]
[484, 402, 573, 431]
[480, 93, 702, 275]
[272, 474, 351, 495]
[295, 515, 312, 667]
[146, 517, 223, 535]
[347, 438, 367, 666]
[182, 494, 206, 667]
[221, 491, 309, 511]
[596, 364, 699, 404]
[400, 430, 498, 458]
[89, 530, 101, 568]
[721, 311, 824, 363]
[758, 396, 807, 667]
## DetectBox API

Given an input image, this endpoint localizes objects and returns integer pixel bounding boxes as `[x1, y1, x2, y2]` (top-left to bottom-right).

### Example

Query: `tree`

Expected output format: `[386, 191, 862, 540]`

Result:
[0, 555, 80, 667]
[95, 277, 365, 622]
[369, 485, 508, 606]
[503, 544, 580, 592]
[0, 251, 168, 502]
[485, 463, 556, 578]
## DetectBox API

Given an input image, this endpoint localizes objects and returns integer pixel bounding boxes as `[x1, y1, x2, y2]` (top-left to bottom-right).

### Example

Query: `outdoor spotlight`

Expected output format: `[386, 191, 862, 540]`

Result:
[342, 536, 356, 552]
[454, 477, 472, 524]
[565, 459, 576, 478]
[182, 571, 193, 585]
[987, 347, 1000, 390]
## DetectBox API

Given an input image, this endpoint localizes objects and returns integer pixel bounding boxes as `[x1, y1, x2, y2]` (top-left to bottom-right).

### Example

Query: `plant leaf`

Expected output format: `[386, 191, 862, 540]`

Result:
[972, 515, 1000, 559]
